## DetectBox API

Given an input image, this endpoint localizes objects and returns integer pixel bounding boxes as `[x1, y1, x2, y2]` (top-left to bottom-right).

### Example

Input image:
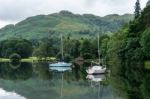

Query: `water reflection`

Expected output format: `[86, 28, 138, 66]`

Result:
[0, 62, 121, 99]
[87, 74, 106, 82]
[49, 66, 71, 72]
[9, 61, 21, 69]
[0, 62, 32, 80]
[0, 88, 25, 99]
[34, 62, 52, 80]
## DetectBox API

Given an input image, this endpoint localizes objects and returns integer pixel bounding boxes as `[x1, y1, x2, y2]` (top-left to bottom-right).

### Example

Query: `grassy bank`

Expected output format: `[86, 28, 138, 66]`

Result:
[0, 57, 56, 62]
[145, 61, 150, 69]
[0, 58, 10, 62]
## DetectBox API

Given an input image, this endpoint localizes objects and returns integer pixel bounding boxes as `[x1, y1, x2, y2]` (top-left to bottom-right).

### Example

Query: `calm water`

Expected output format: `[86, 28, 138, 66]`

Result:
[0, 62, 121, 99]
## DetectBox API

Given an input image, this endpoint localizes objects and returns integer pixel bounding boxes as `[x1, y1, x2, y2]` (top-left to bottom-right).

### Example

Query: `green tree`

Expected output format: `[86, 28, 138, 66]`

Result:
[107, 27, 128, 98]
[15, 42, 33, 58]
[141, 28, 150, 59]
[70, 40, 80, 58]
[80, 39, 93, 59]
[33, 39, 57, 59]
[1, 39, 33, 58]
[141, 74, 150, 99]
[134, 0, 141, 19]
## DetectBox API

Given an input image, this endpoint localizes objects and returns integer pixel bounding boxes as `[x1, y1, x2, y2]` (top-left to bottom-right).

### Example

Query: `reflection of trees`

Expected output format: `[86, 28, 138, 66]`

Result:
[64, 62, 89, 82]
[72, 63, 87, 81]
[34, 62, 52, 80]
[9, 60, 21, 69]
[141, 72, 150, 99]
[0, 63, 33, 80]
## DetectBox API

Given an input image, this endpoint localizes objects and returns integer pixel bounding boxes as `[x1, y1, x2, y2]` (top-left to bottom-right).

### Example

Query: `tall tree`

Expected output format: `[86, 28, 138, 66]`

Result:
[134, 0, 141, 19]
[146, 0, 150, 7]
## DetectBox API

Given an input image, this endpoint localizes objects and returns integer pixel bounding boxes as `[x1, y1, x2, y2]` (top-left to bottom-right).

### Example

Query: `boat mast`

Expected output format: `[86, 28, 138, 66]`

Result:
[61, 34, 64, 61]
[98, 34, 100, 65]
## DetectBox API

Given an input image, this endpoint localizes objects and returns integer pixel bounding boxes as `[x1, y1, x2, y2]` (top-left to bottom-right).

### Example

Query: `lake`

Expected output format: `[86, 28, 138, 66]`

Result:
[0, 62, 122, 99]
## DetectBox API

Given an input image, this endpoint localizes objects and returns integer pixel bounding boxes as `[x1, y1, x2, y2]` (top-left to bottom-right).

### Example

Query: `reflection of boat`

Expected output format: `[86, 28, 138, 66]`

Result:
[86, 66, 106, 75]
[86, 74, 106, 82]
[49, 64, 71, 72]
[49, 62, 72, 72]
[49, 34, 72, 71]
[87, 74, 105, 99]
[86, 34, 106, 75]
[87, 74, 106, 99]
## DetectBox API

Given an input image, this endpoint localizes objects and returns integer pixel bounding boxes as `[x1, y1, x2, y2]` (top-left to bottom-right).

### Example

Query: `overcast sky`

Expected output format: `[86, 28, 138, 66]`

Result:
[0, 0, 148, 28]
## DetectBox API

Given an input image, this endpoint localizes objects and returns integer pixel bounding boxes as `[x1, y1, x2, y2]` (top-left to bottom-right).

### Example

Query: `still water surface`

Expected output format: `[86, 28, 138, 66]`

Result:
[0, 62, 121, 99]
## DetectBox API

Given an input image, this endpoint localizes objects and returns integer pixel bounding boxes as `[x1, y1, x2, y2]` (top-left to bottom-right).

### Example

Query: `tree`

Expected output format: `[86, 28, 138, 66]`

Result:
[134, 0, 141, 19]
[141, 28, 150, 59]
[0, 39, 33, 58]
[70, 40, 80, 58]
[80, 39, 93, 59]
[142, 74, 150, 99]
[33, 39, 57, 59]
[15, 42, 33, 58]
[107, 28, 128, 98]
[146, 0, 150, 7]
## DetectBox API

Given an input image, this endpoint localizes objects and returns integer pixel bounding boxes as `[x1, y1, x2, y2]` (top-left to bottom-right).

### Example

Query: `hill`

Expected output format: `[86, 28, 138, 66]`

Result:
[0, 10, 133, 40]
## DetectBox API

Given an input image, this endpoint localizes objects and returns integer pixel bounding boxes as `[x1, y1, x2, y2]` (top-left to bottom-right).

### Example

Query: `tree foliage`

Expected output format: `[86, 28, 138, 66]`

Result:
[0, 38, 33, 58]
[107, 4, 150, 99]
[134, 0, 141, 19]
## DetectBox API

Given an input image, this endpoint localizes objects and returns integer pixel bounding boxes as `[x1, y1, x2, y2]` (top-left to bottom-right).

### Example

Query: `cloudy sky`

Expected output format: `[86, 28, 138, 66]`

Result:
[0, 0, 148, 28]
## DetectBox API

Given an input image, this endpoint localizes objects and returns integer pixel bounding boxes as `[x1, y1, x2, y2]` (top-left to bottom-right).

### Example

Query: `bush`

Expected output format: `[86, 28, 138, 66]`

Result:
[9, 53, 21, 61]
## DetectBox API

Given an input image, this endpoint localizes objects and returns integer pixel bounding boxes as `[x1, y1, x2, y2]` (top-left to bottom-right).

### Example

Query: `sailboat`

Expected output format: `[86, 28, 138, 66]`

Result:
[86, 34, 106, 74]
[49, 34, 72, 72]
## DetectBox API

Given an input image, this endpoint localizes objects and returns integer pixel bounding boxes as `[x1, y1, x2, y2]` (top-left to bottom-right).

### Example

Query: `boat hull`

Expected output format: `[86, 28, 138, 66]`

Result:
[49, 62, 72, 67]
[49, 62, 72, 72]
[86, 66, 106, 75]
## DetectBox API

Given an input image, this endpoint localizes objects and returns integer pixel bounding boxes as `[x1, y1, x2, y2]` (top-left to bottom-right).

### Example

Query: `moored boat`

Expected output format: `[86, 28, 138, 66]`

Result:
[86, 66, 106, 75]
[86, 34, 107, 75]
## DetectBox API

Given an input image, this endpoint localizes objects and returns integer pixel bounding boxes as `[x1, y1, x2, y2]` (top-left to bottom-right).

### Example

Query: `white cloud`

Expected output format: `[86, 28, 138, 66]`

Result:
[0, 0, 148, 28]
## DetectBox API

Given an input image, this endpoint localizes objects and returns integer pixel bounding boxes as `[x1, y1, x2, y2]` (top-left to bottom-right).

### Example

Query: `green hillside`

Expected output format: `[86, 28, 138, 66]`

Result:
[0, 10, 133, 40]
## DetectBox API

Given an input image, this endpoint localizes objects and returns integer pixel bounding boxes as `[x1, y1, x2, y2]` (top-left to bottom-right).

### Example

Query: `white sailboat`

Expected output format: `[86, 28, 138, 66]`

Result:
[86, 66, 106, 75]
[86, 34, 106, 74]
[49, 34, 72, 71]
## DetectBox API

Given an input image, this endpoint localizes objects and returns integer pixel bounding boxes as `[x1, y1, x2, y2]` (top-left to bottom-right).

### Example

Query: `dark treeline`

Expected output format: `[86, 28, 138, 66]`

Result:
[107, 1, 150, 99]
[32, 34, 109, 61]
[0, 34, 109, 61]
[0, 39, 33, 58]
